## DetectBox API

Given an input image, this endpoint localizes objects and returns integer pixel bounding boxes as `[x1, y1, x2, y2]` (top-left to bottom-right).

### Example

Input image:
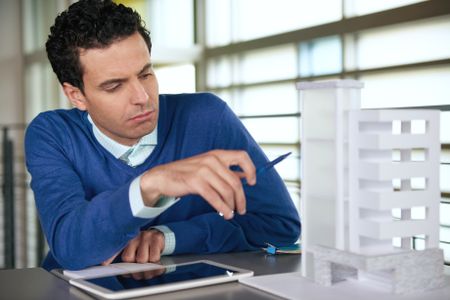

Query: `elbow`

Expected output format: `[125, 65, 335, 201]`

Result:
[249, 214, 301, 247]
[291, 220, 301, 243]
[52, 249, 94, 271]
[272, 214, 301, 245]
[59, 260, 88, 271]
[48, 234, 99, 271]
[283, 217, 301, 244]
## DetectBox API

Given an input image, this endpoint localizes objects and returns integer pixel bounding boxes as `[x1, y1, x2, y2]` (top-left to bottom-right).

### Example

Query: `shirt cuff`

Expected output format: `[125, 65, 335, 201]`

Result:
[129, 176, 178, 218]
[150, 225, 176, 255]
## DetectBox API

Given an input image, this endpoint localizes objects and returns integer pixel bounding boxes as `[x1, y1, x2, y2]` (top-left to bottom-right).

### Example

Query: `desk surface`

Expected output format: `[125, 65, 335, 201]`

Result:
[0, 251, 301, 300]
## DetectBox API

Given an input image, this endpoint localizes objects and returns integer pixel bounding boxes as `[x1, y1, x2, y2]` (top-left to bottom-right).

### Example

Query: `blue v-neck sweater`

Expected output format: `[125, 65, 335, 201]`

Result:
[25, 93, 300, 271]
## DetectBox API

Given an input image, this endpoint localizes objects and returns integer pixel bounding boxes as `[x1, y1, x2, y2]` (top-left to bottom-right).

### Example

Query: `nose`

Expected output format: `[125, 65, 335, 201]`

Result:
[130, 79, 149, 105]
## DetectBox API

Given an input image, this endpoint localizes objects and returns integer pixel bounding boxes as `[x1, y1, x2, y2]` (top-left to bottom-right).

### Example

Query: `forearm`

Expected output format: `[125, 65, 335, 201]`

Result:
[40, 183, 149, 270]
[157, 176, 300, 256]
[166, 213, 254, 255]
[162, 210, 299, 256]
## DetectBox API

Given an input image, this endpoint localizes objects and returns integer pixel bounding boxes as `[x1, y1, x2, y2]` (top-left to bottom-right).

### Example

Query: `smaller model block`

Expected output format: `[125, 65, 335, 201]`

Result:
[309, 245, 446, 294]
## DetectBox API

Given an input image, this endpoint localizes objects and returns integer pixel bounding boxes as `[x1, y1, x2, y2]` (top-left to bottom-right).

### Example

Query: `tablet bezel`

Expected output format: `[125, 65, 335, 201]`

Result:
[69, 260, 253, 299]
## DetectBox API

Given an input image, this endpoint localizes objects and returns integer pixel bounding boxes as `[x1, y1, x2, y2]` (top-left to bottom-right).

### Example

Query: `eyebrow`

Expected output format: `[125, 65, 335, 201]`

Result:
[97, 63, 153, 90]
[138, 63, 153, 75]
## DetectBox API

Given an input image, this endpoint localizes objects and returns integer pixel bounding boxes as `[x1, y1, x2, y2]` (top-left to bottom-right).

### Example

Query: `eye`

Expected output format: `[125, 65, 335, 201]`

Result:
[140, 73, 152, 80]
[104, 84, 121, 93]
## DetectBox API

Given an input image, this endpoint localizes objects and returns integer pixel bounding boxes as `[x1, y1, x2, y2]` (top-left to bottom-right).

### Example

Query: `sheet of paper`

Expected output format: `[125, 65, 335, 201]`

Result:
[63, 262, 162, 279]
[239, 272, 450, 300]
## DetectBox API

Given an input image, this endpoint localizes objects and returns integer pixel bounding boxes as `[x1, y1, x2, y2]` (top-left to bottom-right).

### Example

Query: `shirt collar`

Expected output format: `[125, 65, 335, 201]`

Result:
[87, 114, 157, 159]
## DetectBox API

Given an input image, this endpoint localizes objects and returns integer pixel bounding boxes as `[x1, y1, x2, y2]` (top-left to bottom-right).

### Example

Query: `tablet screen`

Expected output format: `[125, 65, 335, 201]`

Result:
[85, 262, 237, 292]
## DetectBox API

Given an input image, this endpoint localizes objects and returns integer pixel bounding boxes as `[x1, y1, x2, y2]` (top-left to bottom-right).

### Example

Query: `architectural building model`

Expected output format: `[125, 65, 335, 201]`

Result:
[297, 79, 446, 295]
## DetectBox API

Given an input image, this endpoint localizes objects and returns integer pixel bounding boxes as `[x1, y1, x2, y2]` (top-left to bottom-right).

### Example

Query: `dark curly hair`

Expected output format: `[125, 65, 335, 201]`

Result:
[46, 0, 152, 92]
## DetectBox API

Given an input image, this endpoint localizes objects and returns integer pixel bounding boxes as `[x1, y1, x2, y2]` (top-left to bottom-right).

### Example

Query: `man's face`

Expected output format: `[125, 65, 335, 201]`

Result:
[76, 32, 158, 146]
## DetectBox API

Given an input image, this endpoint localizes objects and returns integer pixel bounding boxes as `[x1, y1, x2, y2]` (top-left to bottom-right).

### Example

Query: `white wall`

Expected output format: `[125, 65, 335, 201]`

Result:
[0, 0, 24, 125]
[0, 0, 27, 268]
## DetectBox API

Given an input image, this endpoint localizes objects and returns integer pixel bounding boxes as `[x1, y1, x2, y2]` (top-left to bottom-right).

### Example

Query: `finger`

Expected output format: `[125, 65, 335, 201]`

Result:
[149, 249, 161, 262]
[121, 235, 140, 262]
[215, 169, 247, 215]
[216, 150, 256, 186]
[102, 251, 120, 266]
[136, 232, 152, 263]
[196, 183, 234, 219]
[148, 231, 163, 262]
[200, 188, 234, 220]
[234, 171, 246, 179]
[196, 162, 237, 211]
[203, 153, 248, 214]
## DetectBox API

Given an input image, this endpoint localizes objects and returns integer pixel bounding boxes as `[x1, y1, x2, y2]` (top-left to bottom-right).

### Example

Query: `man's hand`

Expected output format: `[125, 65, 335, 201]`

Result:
[140, 150, 256, 219]
[102, 229, 165, 265]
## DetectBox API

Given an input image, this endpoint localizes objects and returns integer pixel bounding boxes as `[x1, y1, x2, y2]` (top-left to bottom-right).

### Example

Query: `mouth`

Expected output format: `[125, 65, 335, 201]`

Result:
[129, 110, 155, 123]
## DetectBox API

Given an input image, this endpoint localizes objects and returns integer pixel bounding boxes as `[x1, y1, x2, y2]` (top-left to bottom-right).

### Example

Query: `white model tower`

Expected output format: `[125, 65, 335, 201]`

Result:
[297, 80, 363, 279]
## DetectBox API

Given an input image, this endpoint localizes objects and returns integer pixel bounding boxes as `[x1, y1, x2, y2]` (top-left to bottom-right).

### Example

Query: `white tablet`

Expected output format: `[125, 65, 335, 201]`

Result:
[69, 260, 253, 299]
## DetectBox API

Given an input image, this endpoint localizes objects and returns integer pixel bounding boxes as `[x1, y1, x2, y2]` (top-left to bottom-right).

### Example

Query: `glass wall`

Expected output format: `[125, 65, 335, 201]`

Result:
[202, 0, 450, 263]
[16, 0, 450, 267]
[206, 0, 342, 46]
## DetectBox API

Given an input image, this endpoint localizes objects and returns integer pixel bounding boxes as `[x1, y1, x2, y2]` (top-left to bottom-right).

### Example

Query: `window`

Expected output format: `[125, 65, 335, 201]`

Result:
[238, 45, 298, 84]
[201, 0, 450, 264]
[206, 0, 342, 45]
[147, 0, 194, 48]
[154, 64, 196, 94]
[299, 35, 342, 77]
[14, 0, 450, 268]
[355, 16, 450, 70]
[345, 0, 426, 17]
[360, 66, 450, 109]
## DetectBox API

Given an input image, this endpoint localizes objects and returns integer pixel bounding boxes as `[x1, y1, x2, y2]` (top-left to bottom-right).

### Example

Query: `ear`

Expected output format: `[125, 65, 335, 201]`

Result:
[62, 82, 88, 111]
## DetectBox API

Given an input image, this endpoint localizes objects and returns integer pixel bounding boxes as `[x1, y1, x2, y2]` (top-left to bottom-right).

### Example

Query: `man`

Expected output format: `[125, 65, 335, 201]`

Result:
[25, 0, 300, 271]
